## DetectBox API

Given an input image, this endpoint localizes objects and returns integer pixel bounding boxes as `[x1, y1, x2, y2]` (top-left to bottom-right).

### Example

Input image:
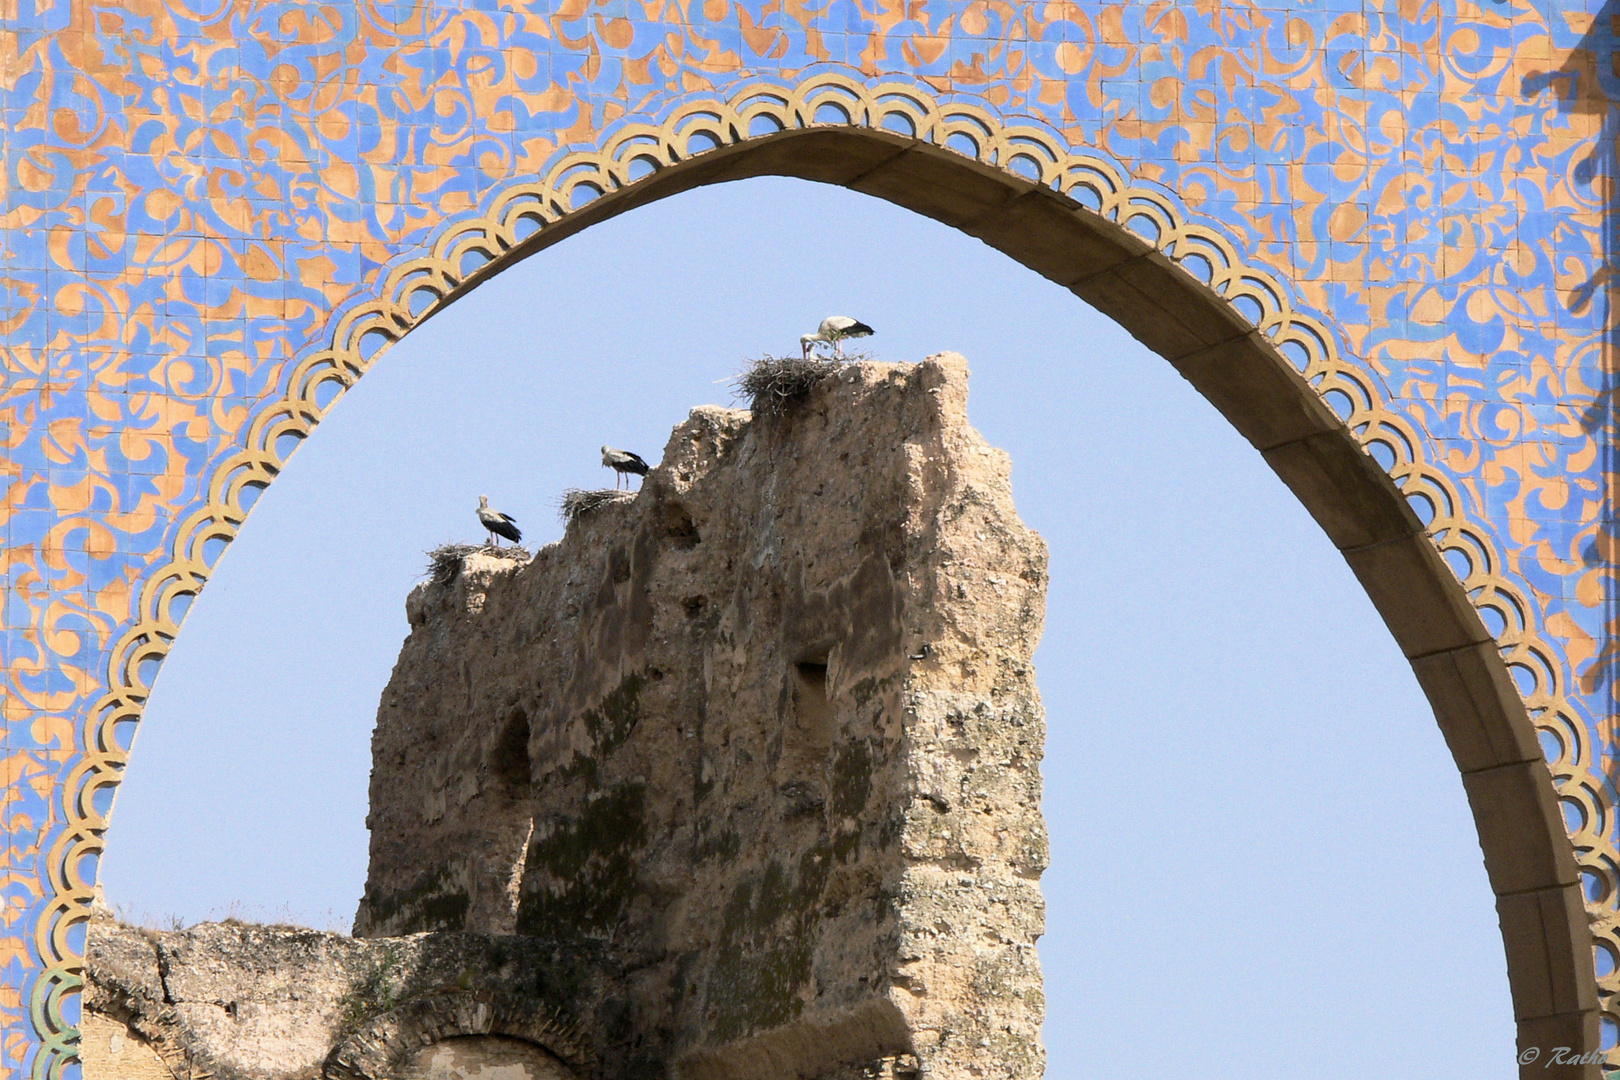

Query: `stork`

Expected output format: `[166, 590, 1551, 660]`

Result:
[800, 315, 874, 359]
[476, 495, 522, 547]
[601, 445, 650, 490]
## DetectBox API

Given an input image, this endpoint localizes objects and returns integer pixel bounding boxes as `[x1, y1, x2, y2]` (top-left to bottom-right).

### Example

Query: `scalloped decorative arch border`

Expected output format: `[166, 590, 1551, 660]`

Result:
[41, 72, 1616, 1073]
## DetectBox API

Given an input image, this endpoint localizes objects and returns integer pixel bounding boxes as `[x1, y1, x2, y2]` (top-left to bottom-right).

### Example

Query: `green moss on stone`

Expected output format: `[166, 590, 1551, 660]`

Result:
[359, 866, 470, 933]
[560, 673, 646, 786]
[338, 945, 402, 1031]
[695, 825, 740, 862]
[704, 840, 837, 1041]
[831, 740, 874, 820]
[583, 672, 644, 756]
[516, 782, 648, 937]
[708, 938, 815, 1041]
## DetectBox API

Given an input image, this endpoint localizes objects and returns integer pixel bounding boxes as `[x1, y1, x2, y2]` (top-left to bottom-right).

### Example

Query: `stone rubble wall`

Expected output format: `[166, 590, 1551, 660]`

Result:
[86, 355, 1049, 1080]
[82, 915, 598, 1080]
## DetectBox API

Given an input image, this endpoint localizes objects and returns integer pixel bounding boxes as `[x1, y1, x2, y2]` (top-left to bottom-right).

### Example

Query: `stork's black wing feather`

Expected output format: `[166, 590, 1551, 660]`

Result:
[490, 518, 522, 543]
[846, 320, 874, 336]
[624, 451, 650, 474]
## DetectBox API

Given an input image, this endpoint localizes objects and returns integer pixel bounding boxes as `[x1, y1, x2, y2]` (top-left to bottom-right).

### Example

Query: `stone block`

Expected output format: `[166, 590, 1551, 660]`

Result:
[1262, 430, 1424, 550]
[1108, 251, 1253, 350]
[1463, 761, 1578, 896]
[1516, 1011, 1603, 1079]
[1410, 643, 1543, 773]
[851, 147, 1024, 229]
[1342, 535, 1492, 659]
[1168, 333, 1342, 451]
[706, 128, 914, 188]
[957, 189, 1140, 284]
[1496, 883, 1596, 1020]
[1068, 265, 1216, 360]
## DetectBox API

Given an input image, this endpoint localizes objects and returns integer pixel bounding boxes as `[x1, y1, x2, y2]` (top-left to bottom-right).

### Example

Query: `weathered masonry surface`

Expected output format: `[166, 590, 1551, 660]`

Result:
[84, 355, 1051, 1080]
[82, 917, 594, 1080]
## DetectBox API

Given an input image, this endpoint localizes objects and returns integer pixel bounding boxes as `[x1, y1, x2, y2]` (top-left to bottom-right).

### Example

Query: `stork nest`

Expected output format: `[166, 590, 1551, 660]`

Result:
[425, 542, 530, 585]
[735, 355, 847, 414]
[559, 487, 634, 525]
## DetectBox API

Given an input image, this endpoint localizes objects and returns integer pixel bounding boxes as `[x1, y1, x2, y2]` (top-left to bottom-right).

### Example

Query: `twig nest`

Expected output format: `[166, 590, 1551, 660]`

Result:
[559, 488, 634, 525]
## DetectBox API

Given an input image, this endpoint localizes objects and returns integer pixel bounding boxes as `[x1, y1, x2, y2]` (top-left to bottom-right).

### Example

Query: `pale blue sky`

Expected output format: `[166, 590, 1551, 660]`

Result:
[100, 177, 1514, 1078]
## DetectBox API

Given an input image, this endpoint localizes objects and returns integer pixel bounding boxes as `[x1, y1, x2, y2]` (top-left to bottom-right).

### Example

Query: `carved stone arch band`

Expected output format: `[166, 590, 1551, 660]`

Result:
[47, 73, 1608, 1071]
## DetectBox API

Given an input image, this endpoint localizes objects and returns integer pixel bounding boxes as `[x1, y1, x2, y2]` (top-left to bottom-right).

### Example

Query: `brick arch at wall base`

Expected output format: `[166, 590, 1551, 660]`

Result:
[324, 989, 593, 1079]
[56, 82, 1600, 1078]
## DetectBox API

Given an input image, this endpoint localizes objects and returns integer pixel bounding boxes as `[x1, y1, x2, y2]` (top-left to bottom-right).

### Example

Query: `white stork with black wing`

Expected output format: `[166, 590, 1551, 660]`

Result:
[602, 445, 650, 490]
[477, 495, 522, 547]
[800, 315, 874, 358]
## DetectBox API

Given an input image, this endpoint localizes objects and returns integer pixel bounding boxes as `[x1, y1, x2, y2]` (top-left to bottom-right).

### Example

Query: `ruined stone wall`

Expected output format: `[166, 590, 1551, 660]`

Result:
[83, 914, 596, 1080]
[84, 355, 1050, 1080]
[356, 355, 1049, 1079]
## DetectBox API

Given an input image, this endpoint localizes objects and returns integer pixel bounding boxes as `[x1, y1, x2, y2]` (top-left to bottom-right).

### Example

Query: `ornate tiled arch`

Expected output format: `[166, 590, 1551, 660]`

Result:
[27, 70, 1612, 1074]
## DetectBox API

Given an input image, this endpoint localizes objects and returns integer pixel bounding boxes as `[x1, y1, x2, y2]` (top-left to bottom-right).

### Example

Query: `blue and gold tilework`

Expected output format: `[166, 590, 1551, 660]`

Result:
[4, 0, 1620, 1074]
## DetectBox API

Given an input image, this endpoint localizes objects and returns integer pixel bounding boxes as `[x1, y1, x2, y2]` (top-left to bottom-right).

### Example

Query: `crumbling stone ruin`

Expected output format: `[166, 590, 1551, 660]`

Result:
[84, 354, 1050, 1080]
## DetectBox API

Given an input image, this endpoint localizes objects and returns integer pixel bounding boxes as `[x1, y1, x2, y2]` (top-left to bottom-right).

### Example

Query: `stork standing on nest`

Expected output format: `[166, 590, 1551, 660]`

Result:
[602, 445, 650, 490]
[476, 495, 522, 547]
[800, 315, 874, 359]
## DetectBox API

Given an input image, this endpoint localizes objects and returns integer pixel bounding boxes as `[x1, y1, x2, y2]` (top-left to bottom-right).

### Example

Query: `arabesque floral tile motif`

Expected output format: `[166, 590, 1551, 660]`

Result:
[4, 0, 1620, 1074]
